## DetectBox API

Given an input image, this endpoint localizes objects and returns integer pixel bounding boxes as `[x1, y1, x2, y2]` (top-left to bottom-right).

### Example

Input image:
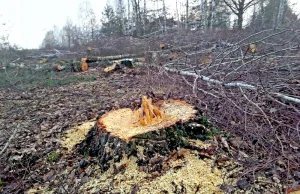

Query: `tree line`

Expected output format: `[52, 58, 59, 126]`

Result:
[41, 0, 297, 49]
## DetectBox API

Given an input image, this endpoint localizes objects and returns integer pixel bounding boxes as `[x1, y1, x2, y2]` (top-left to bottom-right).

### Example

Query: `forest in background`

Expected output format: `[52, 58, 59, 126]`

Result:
[37, 0, 298, 50]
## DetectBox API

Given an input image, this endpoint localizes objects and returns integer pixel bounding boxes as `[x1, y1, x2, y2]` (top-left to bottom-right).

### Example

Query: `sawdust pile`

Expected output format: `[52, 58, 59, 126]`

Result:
[80, 149, 224, 194]
[60, 121, 95, 151]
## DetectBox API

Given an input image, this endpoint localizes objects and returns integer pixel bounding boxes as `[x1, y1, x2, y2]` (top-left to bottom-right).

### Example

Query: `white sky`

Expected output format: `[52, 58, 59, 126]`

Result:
[0, 0, 299, 49]
[0, 0, 106, 48]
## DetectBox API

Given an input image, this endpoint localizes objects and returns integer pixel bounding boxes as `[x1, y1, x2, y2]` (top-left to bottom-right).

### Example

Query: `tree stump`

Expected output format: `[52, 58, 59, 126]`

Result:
[79, 97, 214, 172]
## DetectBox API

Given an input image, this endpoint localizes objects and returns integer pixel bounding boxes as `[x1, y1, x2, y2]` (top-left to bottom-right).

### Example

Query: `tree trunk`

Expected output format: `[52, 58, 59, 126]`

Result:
[78, 112, 213, 172]
[259, 0, 265, 28]
[252, 3, 256, 29]
[186, 0, 189, 29]
[163, 0, 167, 33]
[132, 0, 142, 36]
[85, 54, 141, 62]
[276, 0, 285, 27]
[201, 0, 207, 30]
[143, 0, 147, 34]
[237, 11, 244, 29]
[128, 0, 131, 20]
[209, 0, 216, 30]
[176, 0, 181, 31]
[67, 36, 71, 49]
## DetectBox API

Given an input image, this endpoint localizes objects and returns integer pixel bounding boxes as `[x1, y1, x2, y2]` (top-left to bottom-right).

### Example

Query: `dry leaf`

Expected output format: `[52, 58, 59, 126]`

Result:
[249, 43, 256, 53]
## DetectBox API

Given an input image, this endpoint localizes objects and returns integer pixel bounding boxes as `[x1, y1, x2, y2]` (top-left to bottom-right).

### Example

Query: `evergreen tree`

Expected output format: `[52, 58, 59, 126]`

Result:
[101, 4, 118, 35]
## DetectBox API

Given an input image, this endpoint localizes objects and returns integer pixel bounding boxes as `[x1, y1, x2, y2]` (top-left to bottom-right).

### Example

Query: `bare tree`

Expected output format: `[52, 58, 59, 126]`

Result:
[128, 0, 131, 20]
[259, 0, 265, 28]
[163, 0, 167, 32]
[0, 16, 10, 49]
[116, 0, 126, 35]
[176, 0, 181, 30]
[200, 0, 208, 29]
[61, 18, 74, 49]
[276, 0, 286, 27]
[223, 0, 258, 29]
[41, 29, 59, 49]
[78, 1, 99, 43]
[186, 0, 189, 29]
[143, 0, 147, 33]
[209, 0, 218, 30]
[131, 0, 142, 36]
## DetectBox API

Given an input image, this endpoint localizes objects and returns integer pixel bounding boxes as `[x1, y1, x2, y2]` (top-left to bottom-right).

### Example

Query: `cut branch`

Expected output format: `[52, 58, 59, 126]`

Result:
[164, 67, 300, 104]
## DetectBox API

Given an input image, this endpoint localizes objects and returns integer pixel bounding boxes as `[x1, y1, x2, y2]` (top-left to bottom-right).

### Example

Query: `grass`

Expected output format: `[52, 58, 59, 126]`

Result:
[47, 152, 60, 163]
[45, 75, 97, 87]
[0, 67, 97, 90]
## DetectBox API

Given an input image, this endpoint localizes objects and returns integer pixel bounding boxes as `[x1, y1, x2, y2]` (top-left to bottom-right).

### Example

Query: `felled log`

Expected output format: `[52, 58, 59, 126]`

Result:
[52, 60, 72, 71]
[79, 96, 214, 172]
[103, 58, 145, 73]
[81, 58, 89, 71]
[103, 63, 121, 73]
[56, 64, 64, 71]
[86, 54, 141, 62]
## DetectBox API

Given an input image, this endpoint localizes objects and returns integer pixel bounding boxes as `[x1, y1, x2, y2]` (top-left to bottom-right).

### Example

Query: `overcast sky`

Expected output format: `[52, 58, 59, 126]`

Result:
[0, 0, 299, 49]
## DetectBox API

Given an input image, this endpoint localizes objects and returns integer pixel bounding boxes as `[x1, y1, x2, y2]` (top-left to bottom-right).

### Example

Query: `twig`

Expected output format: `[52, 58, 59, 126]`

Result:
[0, 126, 20, 156]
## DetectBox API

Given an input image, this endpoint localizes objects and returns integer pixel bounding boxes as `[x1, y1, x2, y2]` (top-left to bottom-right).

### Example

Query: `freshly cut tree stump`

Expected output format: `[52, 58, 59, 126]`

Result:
[79, 96, 212, 172]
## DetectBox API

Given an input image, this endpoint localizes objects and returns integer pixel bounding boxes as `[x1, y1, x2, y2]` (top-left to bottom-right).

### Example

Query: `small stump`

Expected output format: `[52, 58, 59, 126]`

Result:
[79, 96, 212, 172]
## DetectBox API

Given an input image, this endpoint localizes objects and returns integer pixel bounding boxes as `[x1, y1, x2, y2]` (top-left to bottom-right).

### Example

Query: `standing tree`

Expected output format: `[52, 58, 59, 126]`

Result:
[41, 29, 59, 49]
[115, 0, 127, 35]
[223, 0, 258, 29]
[0, 16, 10, 49]
[101, 4, 117, 35]
[131, 0, 143, 36]
[276, 0, 286, 27]
[215, 0, 231, 28]
[249, 0, 296, 29]
[143, 0, 147, 33]
[162, 0, 167, 32]
[61, 18, 74, 49]
[186, 0, 189, 29]
[259, 0, 265, 28]
[78, 1, 99, 43]
[175, 0, 181, 30]
[208, 0, 218, 30]
[200, 0, 208, 29]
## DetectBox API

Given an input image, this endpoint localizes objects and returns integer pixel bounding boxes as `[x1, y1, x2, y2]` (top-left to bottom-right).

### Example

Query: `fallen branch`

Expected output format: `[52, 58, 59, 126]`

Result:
[0, 126, 20, 156]
[164, 66, 300, 104]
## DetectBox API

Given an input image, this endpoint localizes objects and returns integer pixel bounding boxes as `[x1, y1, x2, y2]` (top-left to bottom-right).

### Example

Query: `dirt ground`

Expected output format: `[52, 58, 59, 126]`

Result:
[1, 60, 295, 193]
